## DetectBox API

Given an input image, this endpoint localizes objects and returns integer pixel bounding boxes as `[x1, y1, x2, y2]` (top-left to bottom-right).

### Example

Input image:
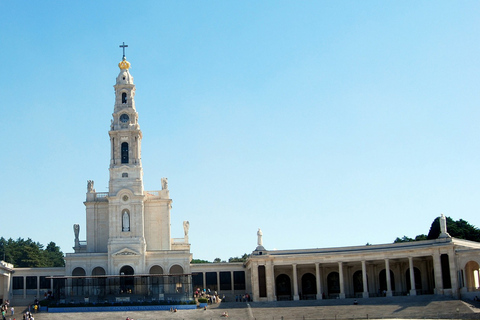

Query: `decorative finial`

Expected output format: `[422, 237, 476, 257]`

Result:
[119, 42, 128, 59]
[118, 42, 131, 70]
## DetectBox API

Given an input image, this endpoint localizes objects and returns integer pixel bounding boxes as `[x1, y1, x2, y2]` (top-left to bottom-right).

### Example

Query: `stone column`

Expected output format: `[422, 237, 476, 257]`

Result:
[230, 271, 234, 295]
[448, 249, 459, 298]
[362, 260, 369, 298]
[265, 261, 275, 301]
[23, 276, 26, 299]
[37, 275, 40, 298]
[315, 263, 322, 300]
[217, 272, 220, 293]
[252, 265, 260, 301]
[338, 262, 345, 299]
[409, 257, 416, 296]
[202, 272, 206, 291]
[433, 252, 443, 294]
[292, 264, 299, 300]
[385, 259, 392, 297]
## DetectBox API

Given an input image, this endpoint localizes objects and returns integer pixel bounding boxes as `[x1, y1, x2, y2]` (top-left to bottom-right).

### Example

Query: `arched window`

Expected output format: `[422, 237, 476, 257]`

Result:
[122, 92, 127, 104]
[121, 142, 129, 164]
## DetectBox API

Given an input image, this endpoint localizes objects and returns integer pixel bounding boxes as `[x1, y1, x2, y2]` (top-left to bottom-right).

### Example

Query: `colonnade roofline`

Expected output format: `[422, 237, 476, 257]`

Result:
[255, 238, 458, 257]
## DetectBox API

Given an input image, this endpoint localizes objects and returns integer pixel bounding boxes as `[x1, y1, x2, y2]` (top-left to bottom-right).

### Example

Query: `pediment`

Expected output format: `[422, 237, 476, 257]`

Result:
[112, 248, 139, 256]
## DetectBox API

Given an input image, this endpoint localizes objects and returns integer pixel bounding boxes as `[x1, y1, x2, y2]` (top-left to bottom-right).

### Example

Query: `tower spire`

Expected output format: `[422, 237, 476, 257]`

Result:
[119, 42, 128, 59]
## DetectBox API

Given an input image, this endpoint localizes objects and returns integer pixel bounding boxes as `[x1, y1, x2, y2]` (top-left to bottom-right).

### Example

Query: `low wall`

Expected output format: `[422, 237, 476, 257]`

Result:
[48, 304, 196, 313]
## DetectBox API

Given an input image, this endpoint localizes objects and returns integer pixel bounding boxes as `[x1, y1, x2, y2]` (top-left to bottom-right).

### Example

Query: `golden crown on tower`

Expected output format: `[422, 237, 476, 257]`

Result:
[118, 57, 131, 70]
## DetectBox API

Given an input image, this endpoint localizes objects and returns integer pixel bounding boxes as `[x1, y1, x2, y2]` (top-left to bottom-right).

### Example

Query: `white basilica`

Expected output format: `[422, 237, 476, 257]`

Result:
[2, 51, 480, 306]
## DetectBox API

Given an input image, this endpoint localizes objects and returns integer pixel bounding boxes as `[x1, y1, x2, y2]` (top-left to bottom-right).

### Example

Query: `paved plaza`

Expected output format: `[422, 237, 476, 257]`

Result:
[13, 296, 480, 320]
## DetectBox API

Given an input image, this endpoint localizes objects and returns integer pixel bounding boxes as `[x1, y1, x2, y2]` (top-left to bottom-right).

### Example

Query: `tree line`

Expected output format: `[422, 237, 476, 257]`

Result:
[394, 216, 480, 243]
[0, 237, 65, 267]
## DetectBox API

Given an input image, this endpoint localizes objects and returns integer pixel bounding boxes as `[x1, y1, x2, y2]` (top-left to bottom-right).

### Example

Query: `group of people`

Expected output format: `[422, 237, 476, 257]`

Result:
[1, 301, 13, 320]
[22, 311, 34, 320]
[194, 288, 224, 304]
[235, 293, 251, 302]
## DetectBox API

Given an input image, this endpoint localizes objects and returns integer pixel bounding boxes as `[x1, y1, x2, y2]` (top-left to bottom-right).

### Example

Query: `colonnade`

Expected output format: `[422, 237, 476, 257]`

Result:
[249, 251, 459, 302]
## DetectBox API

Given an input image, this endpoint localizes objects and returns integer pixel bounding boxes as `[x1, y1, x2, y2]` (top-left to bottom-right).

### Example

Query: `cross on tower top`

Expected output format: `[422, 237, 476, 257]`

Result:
[119, 42, 128, 59]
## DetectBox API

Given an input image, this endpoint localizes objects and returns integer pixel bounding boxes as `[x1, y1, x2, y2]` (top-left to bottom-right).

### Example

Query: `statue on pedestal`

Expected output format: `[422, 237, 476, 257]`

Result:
[161, 177, 168, 190]
[439, 213, 451, 238]
[74, 224, 80, 247]
[257, 228, 263, 246]
[87, 180, 95, 193]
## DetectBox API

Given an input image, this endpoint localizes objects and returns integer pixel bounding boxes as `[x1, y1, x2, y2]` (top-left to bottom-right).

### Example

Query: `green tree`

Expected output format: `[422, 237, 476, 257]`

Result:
[191, 258, 211, 264]
[228, 253, 250, 262]
[427, 217, 480, 241]
[0, 237, 64, 267]
[44, 242, 65, 267]
[394, 216, 480, 243]
[394, 235, 414, 243]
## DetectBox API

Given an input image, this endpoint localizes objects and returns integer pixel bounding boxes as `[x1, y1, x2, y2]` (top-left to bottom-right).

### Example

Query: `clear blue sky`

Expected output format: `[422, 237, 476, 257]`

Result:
[1, 1, 480, 262]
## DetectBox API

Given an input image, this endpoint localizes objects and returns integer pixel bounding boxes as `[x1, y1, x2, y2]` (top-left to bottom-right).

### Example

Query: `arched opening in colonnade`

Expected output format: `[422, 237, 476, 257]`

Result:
[169, 265, 184, 294]
[327, 272, 340, 297]
[465, 261, 480, 290]
[379, 269, 395, 293]
[406, 267, 422, 292]
[91, 266, 106, 296]
[275, 274, 292, 300]
[353, 270, 367, 294]
[72, 267, 86, 296]
[150, 265, 164, 295]
[301, 273, 316, 299]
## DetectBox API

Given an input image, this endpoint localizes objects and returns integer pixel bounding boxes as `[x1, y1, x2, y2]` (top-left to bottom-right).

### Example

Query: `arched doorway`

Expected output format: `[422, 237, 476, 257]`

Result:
[169, 265, 184, 294]
[92, 267, 106, 296]
[379, 269, 395, 293]
[301, 273, 316, 299]
[353, 270, 366, 294]
[72, 267, 86, 296]
[120, 265, 134, 294]
[150, 265, 164, 295]
[465, 261, 480, 290]
[275, 274, 292, 300]
[327, 272, 340, 297]
[406, 267, 422, 292]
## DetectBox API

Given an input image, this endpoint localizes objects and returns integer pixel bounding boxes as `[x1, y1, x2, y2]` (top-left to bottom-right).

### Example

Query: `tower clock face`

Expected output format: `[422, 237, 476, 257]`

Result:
[120, 114, 129, 123]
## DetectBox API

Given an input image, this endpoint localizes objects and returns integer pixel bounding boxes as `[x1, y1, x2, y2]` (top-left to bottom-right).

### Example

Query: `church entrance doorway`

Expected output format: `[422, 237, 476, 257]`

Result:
[120, 265, 134, 294]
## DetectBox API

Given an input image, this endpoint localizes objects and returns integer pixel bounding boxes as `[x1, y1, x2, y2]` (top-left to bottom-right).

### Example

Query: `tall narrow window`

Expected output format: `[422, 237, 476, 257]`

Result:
[122, 92, 127, 104]
[121, 142, 129, 164]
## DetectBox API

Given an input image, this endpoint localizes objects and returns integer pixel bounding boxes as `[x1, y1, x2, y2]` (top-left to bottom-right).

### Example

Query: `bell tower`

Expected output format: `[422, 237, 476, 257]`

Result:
[107, 44, 147, 274]
[108, 45, 143, 196]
